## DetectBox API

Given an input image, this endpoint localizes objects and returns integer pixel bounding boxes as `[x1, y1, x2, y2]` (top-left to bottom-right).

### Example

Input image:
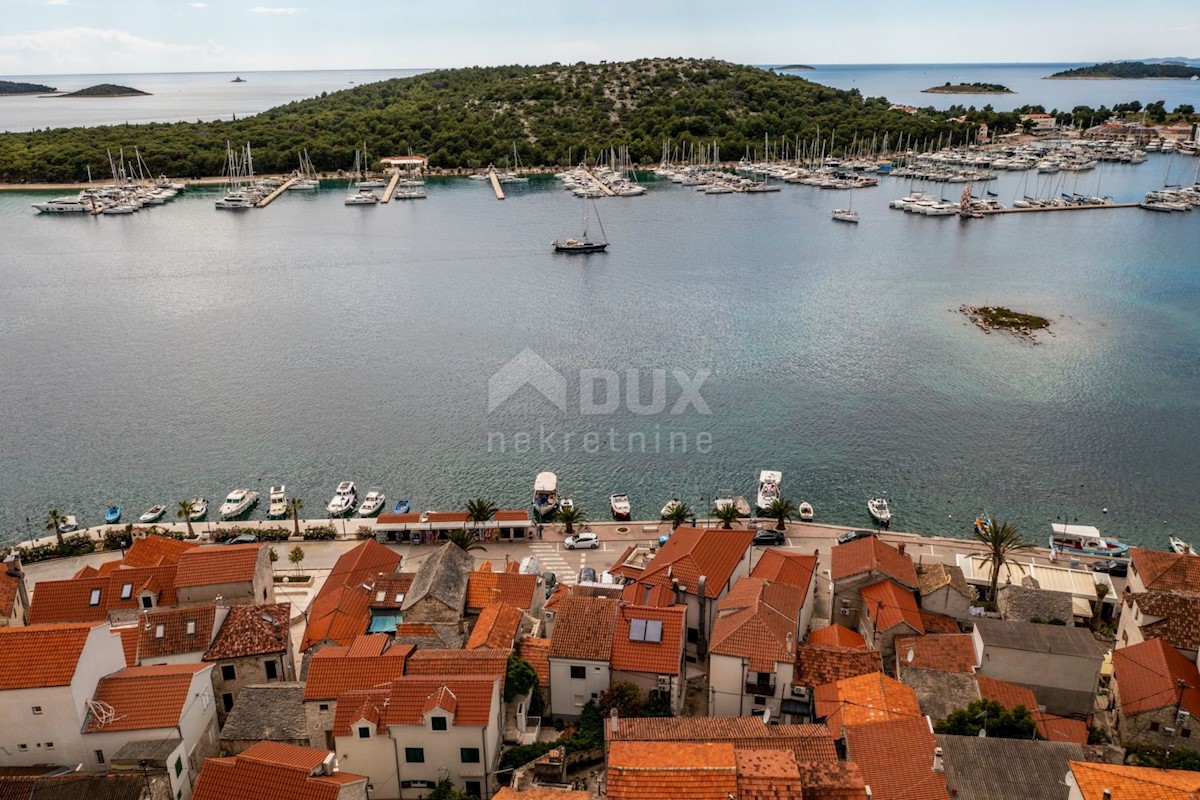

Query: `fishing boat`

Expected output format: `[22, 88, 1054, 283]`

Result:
[1049, 523, 1128, 557]
[138, 504, 167, 524]
[104, 505, 122, 525]
[327, 481, 358, 517]
[266, 485, 288, 519]
[532, 471, 559, 520]
[974, 511, 992, 538]
[188, 498, 209, 521]
[392, 498, 411, 514]
[867, 497, 892, 525]
[219, 488, 259, 520]
[610, 493, 632, 520]
[756, 470, 782, 511]
[1170, 535, 1195, 555]
[553, 197, 608, 253]
[358, 488, 387, 517]
[798, 501, 814, 522]
[661, 498, 681, 518]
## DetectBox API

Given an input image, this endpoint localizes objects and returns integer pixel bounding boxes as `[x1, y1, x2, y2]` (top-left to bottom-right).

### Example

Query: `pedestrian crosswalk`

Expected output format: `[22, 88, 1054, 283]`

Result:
[528, 542, 574, 584]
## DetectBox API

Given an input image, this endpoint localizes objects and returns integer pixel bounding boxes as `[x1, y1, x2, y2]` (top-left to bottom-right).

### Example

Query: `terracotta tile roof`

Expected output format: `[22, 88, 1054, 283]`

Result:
[548, 595, 620, 662]
[121, 535, 199, 569]
[467, 603, 525, 650]
[1113, 637, 1200, 716]
[330, 687, 388, 737]
[516, 637, 551, 687]
[0, 571, 20, 619]
[137, 604, 217, 659]
[736, 748, 804, 800]
[610, 604, 686, 675]
[619, 582, 677, 607]
[895, 634, 977, 673]
[301, 585, 371, 651]
[85, 663, 209, 732]
[114, 625, 139, 666]
[493, 510, 532, 523]
[710, 579, 802, 672]
[795, 643, 883, 687]
[544, 583, 570, 611]
[843, 717, 948, 800]
[831, 537, 918, 588]
[914, 562, 972, 598]
[380, 675, 498, 728]
[1035, 712, 1089, 744]
[426, 511, 469, 524]
[808, 624, 867, 649]
[607, 717, 837, 761]
[814, 672, 922, 733]
[368, 572, 414, 609]
[466, 570, 538, 611]
[976, 675, 1039, 711]
[0, 622, 97, 689]
[303, 635, 411, 700]
[751, 549, 818, 595]
[606, 741, 738, 800]
[795, 760, 869, 800]
[920, 611, 962, 634]
[1130, 547, 1200, 593]
[28, 565, 178, 624]
[607, 545, 644, 581]
[1127, 592, 1200, 651]
[192, 742, 366, 800]
[493, 789, 590, 800]
[324, 539, 401, 594]
[204, 602, 291, 660]
[860, 579, 924, 635]
[1068, 760, 1200, 799]
[637, 527, 755, 599]
[174, 544, 263, 588]
[405, 648, 509, 677]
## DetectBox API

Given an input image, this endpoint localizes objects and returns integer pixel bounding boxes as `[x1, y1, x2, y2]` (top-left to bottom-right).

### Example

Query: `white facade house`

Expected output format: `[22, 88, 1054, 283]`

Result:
[546, 595, 619, 719]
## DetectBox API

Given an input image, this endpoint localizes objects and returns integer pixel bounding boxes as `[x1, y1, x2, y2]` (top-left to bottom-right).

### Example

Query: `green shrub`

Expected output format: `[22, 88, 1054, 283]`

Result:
[103, 529, 133, 551]
[304, 525, 337, 540]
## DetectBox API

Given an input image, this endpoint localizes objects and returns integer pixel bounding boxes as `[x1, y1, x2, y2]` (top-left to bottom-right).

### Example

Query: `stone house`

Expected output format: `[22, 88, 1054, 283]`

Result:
[914, 562, 973, 621]
[996, 580, 1075, 624]
[303, 634, 412, 749]
[1111, 637, 1200, 750]
[858, 579, 924, 663]
[401, 543, 473, 624]
[202, 602, 294, 723]
[830, 537, 919, 630]
[218, 683, 309, 754]
[0, 555, 29, 627]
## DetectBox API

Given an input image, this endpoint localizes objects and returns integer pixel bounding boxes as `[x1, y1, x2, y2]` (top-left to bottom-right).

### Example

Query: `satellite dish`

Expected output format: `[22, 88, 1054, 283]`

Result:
[906, 649, 915, 663]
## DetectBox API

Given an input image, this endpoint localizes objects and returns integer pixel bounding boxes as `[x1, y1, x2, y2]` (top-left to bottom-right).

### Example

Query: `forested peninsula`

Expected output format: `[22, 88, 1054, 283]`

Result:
[1049, 61, 1200, 79]
[0, 80, 56, 95]
[0, 58, 1028, 183]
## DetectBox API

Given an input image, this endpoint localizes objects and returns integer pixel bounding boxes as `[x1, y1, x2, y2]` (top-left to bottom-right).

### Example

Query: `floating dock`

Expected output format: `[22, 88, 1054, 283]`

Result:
[381, 171, 401, 203]
[487, 166, 505, 200]
[255, 177, 297, 207]
[579, 165, 617, 197]
[981, 202, 1139, 215]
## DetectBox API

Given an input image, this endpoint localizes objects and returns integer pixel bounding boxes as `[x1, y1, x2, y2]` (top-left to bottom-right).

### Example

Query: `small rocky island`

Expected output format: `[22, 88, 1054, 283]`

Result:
[63, 83, 151, 97]
[775, 64, 814, 71]
[924, 81, 1013, 94]
[1048, 61, 1200, 79]
[961, 305, 1050, 342]
[0, 80, 57, 95]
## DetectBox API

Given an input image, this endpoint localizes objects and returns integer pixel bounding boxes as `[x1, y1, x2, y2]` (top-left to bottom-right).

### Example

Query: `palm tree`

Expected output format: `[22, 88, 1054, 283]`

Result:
[176, 500, 196, 539]
[1092, 581, 1111, 631]
[448, 528, 487, 552]
[664, 502, 692, 530]
[45, 508, 66, 547]
[287, 497, 304, 538]
[766, 498, 796, 531]
[973, 518, 1035, 602]
[555, 505, 585, 536]
[465, 498, 497, 536]
[712, 503, 741, 530]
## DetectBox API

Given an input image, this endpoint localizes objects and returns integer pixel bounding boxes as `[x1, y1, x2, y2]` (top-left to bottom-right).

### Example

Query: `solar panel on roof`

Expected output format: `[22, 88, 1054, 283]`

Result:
[645, 620, 663, 643]
[629, 618, 647, 641]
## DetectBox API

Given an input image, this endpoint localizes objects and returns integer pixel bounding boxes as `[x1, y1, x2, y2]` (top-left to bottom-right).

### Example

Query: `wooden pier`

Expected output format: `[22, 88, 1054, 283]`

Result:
[580, 165, 616, 197]
[487, 166, 505, 200]
[255, 177, 297, 207]
[980, 202, 1139, 215]
[381, 171, 401, 203]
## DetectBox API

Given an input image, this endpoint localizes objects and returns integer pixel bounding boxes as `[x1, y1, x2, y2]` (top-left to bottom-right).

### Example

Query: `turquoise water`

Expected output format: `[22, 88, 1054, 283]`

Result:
[1, 161, 1198, 546]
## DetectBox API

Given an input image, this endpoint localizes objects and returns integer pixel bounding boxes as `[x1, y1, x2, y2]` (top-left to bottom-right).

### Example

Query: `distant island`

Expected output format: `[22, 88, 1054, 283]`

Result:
[1048, 61, 1200, 79]
[0, 80, 56, 95]
[232, 76, 246, 83]
[961, 305, 1050, 342]
[774, 64, 814, 71]
[924, 81, 1013, 94]
[62, 84, 151, 98]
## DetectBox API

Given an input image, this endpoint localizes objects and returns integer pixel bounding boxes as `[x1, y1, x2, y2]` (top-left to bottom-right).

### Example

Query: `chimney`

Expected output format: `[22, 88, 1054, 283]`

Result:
[898, 543, 906, 556]
[1102, 791, 1112, 800]
[932, 746, 944, 773]
[697, 576, 709, 659]
[609, 707, 619, 734]
[786, 632, 794, 654]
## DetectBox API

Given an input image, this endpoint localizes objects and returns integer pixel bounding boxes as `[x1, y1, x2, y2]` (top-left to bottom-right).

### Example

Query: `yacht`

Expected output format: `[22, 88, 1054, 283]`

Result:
[756, 470, 782, 511]
[798, 501, 814, 522]
[1049, 523, 1128, 557]
[219, 488, 260, 520]
[215, 191, 255, 210]
[358, 488, 387, 517]
[532, 471, 559, 520]
[344, 189, 380, 205]
[867, 497, 892, 525]
[832, 208, 859, 223]
[33, 196, 91, 213]
[609, 493, 632, 520]
[356, 178, 388, 189]
[327, 481, 358, 517]
[660, 498, 681, 518]
[266, 485, 288, 519]
[188, 498, 209, 521]
[138, 504, 167, 523]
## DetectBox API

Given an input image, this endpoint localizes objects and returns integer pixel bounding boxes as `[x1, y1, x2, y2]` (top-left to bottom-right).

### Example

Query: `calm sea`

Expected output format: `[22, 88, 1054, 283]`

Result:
[1, 159, 1198, 547]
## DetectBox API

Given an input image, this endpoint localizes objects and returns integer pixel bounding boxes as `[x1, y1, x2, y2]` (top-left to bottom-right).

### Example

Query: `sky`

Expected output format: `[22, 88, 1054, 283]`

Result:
[2, 0, 1199, 76]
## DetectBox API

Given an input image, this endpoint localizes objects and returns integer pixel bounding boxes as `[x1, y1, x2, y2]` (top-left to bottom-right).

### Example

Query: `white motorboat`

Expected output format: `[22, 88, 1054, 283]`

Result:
[266, 485, 288, 519]
[1169, 536, 1195, 555]
[138, 504, 167, 523]
[532, 471, 559, 519]
[188, 498, 209, 521]
[832, 208, 859, 223]
[327, 481, 358, 517]
[57, 515, 80, 534]
[1050, 523, 1128, 557]
[560, 498, 575, 512]
[757, 470, 782, 511]
[356, 178, 388, 188]
[219, 488, 260, 520]
[661, 498, 681, 518]
[215, 191, 255, 209]
[610, 493, 632, 520]
[344, 189, 379, 205]
[33, 196, 90, 213]
[358, 488, 387, 517]
[867, 497, 892, 525]
[798, 501, 814, 522]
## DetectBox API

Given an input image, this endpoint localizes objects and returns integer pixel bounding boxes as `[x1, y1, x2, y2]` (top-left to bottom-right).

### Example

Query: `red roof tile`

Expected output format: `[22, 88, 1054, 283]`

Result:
[405, 648, 509, 677]
[638, 527, 755, 599]
[808, 624, 867, 649]
[137, 604, 217, 659]
[381, 675, 497, 728]
[192, 742, 366, 800]
[1129, 547, 1200, 593]
[830, 537, 918, 588]
[620, 582, 677, 607]
[710, 579, 802, 672]
[493, 510, 532, 523]
[814, 672, 922, 733]
[466, 603, 525, 650]
[548, 595, 619, 661]
[0, 622, 97, 689]
[204, 603, 291, 660]
[1035, 712, 1089, 744]
[1068, 760, 1200, 800]
[920, 611, 962, 634]
[607, 741, 738, 800]
[85, 663, 209, 732]
[0, 571, 21, 620]
[736, 748, 804, 800]
[426, 512, 469, 524]
[1126, 592, 1200, 652]
[894, 634, 977, 673]
[466, 570, 538, 611]
[303, 635, 412, 700]
[1113, 637, 1200, 716]
[860, 579, 924, 634]
[795, 643, 883, 688]
[301, 586, 372, 651]
[174, 544, 263, 588]
[29, 565, 179, 624]
[368, 572, 414, 609]
[795, 761, 869, 800]
[751, 549, 818, 595]
[610, 604, 686, 675]
[607, 717, 837, 761]
[324, 540, 401, 597]
[121, 535, 199, 569]
[114, 625, 139, 667]
[844, 717, 948, 800]
[516, 637, 551, 687]
[976, 675, 1039, 711]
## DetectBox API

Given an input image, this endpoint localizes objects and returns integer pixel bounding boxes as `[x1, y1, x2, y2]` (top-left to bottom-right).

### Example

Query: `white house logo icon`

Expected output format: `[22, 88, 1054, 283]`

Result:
[487, 348, 568, 413]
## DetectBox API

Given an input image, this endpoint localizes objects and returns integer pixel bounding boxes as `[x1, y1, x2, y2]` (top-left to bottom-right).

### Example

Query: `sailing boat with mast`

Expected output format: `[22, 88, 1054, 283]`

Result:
[832, 180, 859, 223]
[345, 149, 380, 205]
[553, 197, 608, 253]
[288, 149, 320, 190]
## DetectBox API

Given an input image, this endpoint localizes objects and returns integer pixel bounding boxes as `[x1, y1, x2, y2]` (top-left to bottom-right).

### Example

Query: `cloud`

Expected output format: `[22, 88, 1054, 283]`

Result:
[248, 6, 303, 13]
[189, 2, 209, 7]
[45, 0, 69, 5]
[0, 27, 211, 73]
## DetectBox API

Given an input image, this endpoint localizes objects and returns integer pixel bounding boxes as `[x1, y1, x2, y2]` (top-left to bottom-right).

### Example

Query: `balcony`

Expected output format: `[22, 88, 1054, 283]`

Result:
[745, 681, 776, 696]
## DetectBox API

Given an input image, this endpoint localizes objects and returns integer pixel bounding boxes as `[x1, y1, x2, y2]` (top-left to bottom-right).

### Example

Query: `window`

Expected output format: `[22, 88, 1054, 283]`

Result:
[154, 623, 165, 639]
[465, 781, 482, 798]
[1151, 721, 1161, 732]
[1184, 729, 1193, 739]
[318, 703, 330, 712]
[431, 716, 447, 731]
[186, 620, 196, 636]
[570, 665, 586, 680]
[687, 627, 699, 644]
[754, 695, 766, 706]
[221, 664, 237, 681]
[45, 742, 54, 750]
[18, 744, 28, 752]
[222, 693, 235, 713]
[31, 706, 42, 715]
[141, 596, 153, 609]
[264, 660, 278, 680]
[174, 757, 183, 778]
[95, 750, 106, 765]
[89, 588, 102, 606]
[120, 583, 133, 599]
[460, 747, 480, 763]
[573, 694, 585, 707]
[357, 726, 371, 739]
[405, 748, 425, 763]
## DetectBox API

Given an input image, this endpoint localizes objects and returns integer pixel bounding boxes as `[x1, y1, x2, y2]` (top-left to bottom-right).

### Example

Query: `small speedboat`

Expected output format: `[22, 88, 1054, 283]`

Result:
[1170, 536, 1196, 556]
[661, 498, 681, 518]
[532, 471, 559, 520]
[139, 504, 167, 524]
[757, 470, 782, 511]
[188, 498, 208, 522]
[358, 488, 386, 517]
[867, 497, 892, 525]
[610, 493, 632, 520]
[57, 515, 80, 534]
[219, 488, 259, 520]
[267, 485, 288, 519]
[392, 498, 411, 514]
[560, 498, 575, 512]
[104, 505, 122, 525]
[798, 501, 814, 522]
[327, 481, 358, 517]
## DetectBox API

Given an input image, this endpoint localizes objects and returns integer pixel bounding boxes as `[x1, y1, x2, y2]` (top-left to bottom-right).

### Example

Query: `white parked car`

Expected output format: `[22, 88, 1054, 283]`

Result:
[564, 532, 599, 550]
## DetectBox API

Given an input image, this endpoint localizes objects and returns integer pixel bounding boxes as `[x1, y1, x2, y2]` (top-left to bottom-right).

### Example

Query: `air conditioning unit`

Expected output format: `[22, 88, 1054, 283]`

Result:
[791, 685, 810, 700]
[657, 676, 671, 690]
[840, 608, 851, 616]
[1177, 710, 1191, 726]
[1165, 726, 1177, 737]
